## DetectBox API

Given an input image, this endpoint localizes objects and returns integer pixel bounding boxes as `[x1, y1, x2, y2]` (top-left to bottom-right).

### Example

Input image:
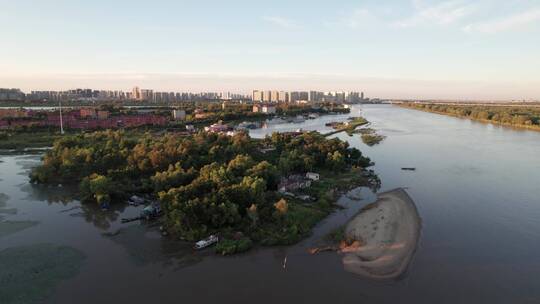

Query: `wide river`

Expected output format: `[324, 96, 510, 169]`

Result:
[1, 104, 540, 303]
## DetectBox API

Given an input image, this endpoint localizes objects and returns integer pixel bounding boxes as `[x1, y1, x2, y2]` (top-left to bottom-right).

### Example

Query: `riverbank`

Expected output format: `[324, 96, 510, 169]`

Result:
[341, 188, 421, 279]
[399, 103, 540, 132]
[0, 131, 60, 150]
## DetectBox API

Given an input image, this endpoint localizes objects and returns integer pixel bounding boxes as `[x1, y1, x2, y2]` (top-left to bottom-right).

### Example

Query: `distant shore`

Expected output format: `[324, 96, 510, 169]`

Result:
[341, 188, 421, 279]
[399, 103, 540, 132]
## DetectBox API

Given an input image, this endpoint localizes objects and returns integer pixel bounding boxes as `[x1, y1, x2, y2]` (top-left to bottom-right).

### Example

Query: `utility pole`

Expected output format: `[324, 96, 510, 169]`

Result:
[59, 100, 64, 134]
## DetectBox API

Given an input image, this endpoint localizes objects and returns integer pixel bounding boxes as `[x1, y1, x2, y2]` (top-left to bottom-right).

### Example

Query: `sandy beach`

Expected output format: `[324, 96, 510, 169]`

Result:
[341, 188, 421, 279]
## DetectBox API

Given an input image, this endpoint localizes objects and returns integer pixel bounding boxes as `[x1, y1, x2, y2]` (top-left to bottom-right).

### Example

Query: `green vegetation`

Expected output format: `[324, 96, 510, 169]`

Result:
[401, 103, 540, 131]
[0, 130, 61, 150]
[325, 116, 369, 136]
[355, 128, 386, 146]
[215, 237, 254, 255]
[361, 133, 386, 146]
[324, 225, 346, 243]
[30, 130, 375, 249]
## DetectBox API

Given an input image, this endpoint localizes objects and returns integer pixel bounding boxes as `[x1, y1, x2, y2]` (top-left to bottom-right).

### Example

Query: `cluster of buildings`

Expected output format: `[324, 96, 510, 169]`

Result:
[0, 87, 250, 103]
[1, 86, 375, 105]
[0, 88, 26, 101]
[252, 90, 367, 104]
[130, 87, 248, 103]
[0, 108, 168, 130]
[252, 104, 277, 114]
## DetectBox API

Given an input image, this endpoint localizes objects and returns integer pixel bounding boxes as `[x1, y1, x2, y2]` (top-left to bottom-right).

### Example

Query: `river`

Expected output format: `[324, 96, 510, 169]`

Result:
[1, 104, 540, 303]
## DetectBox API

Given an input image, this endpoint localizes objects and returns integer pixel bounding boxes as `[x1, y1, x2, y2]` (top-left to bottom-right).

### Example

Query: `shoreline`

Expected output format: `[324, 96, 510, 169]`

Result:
[399, 105, 540, 132]
[341, 188, 421, 279]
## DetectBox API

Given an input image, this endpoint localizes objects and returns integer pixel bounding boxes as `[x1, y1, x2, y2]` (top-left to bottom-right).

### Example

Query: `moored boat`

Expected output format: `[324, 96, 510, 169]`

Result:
[194, 235, 219, 250]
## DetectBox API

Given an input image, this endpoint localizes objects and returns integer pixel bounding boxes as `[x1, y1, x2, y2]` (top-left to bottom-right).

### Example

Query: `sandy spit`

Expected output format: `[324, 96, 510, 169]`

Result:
[342, 188, 421, 279]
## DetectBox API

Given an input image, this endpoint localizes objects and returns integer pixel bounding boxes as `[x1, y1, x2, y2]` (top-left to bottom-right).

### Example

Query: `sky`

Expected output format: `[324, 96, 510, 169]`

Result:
[1, 0, 540, 100]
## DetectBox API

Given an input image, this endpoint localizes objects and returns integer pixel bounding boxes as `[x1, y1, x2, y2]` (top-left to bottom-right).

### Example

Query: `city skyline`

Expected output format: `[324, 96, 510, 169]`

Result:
[2, 0, 540, 100]
[0, 87, 371, 103]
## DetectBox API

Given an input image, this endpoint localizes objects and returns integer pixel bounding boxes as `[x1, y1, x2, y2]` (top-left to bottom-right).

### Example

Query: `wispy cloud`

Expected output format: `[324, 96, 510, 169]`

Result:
[343, 9, 376, 29]
[262, 16, 298, 29]
[324, 9, 383, 30]
[463, 9, 540, 33]
[393, 0, 477, 28]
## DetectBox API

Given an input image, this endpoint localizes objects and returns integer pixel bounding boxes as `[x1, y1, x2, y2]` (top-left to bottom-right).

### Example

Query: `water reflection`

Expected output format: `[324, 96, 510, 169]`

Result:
[20, 183, 77, 206]
[105, 224, 201, 269]
[20, 181, 128, 230]
[75, 203, 126, 230]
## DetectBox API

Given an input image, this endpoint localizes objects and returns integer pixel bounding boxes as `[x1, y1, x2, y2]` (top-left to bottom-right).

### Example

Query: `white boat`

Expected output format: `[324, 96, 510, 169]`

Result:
[194, 235, 219, 250]
[292, 115, 305, 123]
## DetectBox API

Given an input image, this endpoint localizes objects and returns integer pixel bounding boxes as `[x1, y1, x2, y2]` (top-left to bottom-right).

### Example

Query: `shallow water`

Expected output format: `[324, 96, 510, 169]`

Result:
[1, 104, 540, 303]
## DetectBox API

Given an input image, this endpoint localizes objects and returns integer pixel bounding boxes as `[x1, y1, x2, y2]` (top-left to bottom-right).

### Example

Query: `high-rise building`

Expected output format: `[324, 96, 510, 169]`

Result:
[252, 90, 263, 102]
[278, 91, 288, 102]
[263, 91, 272, 102]
[140, 89, 153, 101]
[270, 91, 279, 102]
[132, 86, 141, 100]
[309, 91, 323, 102]
[221, 92, 232, 100]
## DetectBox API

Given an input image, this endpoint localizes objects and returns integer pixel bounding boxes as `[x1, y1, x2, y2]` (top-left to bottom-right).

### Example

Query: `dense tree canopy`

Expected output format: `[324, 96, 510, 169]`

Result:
[31, 129, 372, 242]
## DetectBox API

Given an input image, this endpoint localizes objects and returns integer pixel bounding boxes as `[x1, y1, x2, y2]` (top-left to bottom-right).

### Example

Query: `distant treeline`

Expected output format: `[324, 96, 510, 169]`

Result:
[401, 103, 540, 131]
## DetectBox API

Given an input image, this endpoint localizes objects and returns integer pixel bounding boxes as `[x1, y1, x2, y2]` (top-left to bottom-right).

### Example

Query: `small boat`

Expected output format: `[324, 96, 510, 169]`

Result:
[401, 168, 416, 171]
[194, 235, 219, 250]
[140, 203, 162, 220]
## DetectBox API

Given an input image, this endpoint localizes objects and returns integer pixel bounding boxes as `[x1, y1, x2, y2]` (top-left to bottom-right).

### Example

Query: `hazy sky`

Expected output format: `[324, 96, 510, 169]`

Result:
[1, 0, 540, 99]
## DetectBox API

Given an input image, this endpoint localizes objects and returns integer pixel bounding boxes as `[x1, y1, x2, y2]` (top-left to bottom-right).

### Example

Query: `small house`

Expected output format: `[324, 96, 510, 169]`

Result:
[262, 105, 276, 114]
[172, 109, 186, 120]
[306, 172, 320, 181]
[278, 175, 312, 193]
